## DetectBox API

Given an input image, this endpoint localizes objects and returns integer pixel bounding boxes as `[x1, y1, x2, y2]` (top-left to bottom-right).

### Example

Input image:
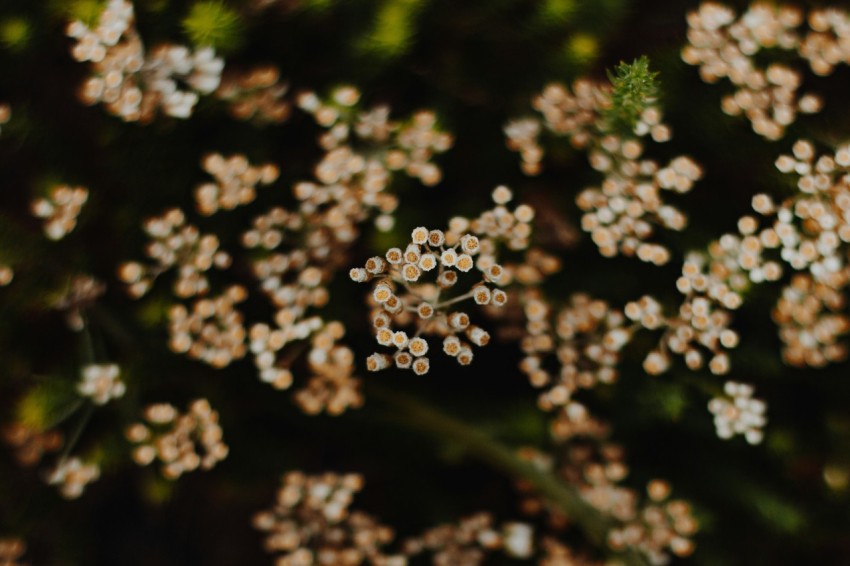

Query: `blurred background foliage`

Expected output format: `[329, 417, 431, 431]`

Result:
[1, 0, 850, 564]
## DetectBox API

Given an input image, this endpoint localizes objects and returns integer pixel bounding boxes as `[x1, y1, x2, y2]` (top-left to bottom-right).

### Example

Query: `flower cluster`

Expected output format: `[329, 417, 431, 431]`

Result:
[66, 0, 223, 122]
[194, 153, 280, 216]
[215, 65, 290, 124]
[293, 322, 364, 416]
[577, 148, 699, 264]
[30, 185, 89, 241]
[352, 224, 509, 375]
[0, 537, 26, 566]
[252, 472, 402, 566]
[297, 85, 453, 190]
[732, 140, 850, 367]
[47, 457, 100, 499]
[119, 208, 231, 298]
[1, 424, 62, 467]
[77, 363, 125, 405]
[403, 514, 534, 564]
[708, 381, 767, 444]
[681, 3, 850, 140]
[626, 291, 735, 376]
[606, 480, 697, 564]
[774, 273, 849, 367]
[168, 285, 248, 368]
[519, 293, 631, 411]
[506, 81, 698, 264]
[126, 399, 228, 479]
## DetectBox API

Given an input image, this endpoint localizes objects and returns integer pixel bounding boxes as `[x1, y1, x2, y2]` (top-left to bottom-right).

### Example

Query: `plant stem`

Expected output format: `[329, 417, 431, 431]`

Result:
[368, 383, 650, 566]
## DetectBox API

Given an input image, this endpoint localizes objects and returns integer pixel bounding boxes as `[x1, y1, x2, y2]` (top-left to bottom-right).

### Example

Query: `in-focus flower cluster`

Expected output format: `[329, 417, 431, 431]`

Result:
[30, 185, 89, 241]
[708, 381, 767, 444]
[126, 399, 228, 479]
[352, 224, 508, 375]
[66, 0, 223, 122]
[505, 81, 699, 264]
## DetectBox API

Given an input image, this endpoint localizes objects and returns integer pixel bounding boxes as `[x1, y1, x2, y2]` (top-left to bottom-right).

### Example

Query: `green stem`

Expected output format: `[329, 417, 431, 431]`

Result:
[368, 384, 650, 566]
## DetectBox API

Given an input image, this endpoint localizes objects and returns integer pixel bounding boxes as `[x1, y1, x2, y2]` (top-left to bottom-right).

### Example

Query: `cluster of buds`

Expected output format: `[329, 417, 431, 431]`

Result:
[168, 285, 248, 368]
[800, 8, 850, 76]
[735, 140, 850, 366]
[46, 457, 100, 499]
[607, 480, 698, 564]
[30, 185, 89, 240]
[293, 322, 364, 416]
[297, 85, 453, 190]
[119, 208, 231, 298]
[1, 424, 62, 467]
[215, 65, 290, 124]
[467, 185, 535, 252]
[682, 3, 827, 140]
[66, 0, 223, 122]
[352, 225, 509, 375]
[506, 80, 697, 264]
[519, 293, 632, 411]
[774, 273, 849, 367]
[626, 294, 735, 376]
[0, 537, 27, 566]
[403, 514, 534, 565]
[577, 147, 699, 264]
[77, 363, 125, 405]
[504, 81, 610, 175]
[253, 472, 402, 566]
[708, 381, 767, 444]
[194, 153, 280, 215]
[126, 399, 228, 479]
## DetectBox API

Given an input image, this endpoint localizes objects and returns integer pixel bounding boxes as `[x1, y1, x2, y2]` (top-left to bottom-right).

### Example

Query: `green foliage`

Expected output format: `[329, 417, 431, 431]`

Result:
[605, 55, 660, 134]
[564, 32, 598, 66]
[0, 17, 31, 51]
[58, 0, 106, 27]
[181, 1, 244, 52]
[357, 0, 428, 60]
[538, 0, 577, 23]
[15, 380, 81, 432]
